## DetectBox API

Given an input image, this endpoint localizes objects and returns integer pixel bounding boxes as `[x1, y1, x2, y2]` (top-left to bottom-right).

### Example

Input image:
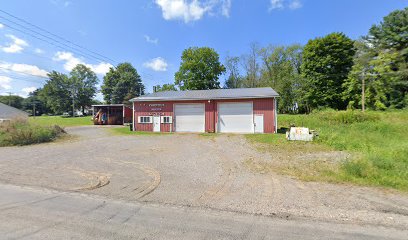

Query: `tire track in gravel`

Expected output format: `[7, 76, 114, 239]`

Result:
[116, 160, 161, 200]
[356, 192, 408, 217]
[68, 168, 111, 191]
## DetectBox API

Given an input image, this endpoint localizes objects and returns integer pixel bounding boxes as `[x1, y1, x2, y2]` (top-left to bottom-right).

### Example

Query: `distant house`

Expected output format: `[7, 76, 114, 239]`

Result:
[0, 103, 29, 123]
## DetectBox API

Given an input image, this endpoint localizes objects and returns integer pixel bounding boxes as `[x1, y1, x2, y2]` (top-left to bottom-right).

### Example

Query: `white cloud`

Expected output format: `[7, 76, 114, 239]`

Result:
[269, 0, 302, 11]
[0, 63, 48, 78]
[221, 0, 232, 17]
[269, 0, 284, 10]
[144, 35, 159, 44]
[143, 57, 168, 72]
[155, 0, 230, 23]
[50, 0, 72, 7]
[21, 87, 37, 96]
[0, 76, 11, 90]
[289, 0, 302, 9]
[0, 23, 4, 29]
[34, 48, 44, 54]
[53, 51, 113, 75]
[1, 34, 29, 53]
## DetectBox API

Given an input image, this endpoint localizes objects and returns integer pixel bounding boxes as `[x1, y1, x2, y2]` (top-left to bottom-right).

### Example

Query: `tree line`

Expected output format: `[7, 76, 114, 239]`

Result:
[156, 7, 407, 113]
[1, 62, 144, 116]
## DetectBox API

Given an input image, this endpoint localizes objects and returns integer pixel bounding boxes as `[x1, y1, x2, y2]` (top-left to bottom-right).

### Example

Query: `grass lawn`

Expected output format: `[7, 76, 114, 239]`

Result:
[29, 116, 93, 127]
[246, 110, 408, 191]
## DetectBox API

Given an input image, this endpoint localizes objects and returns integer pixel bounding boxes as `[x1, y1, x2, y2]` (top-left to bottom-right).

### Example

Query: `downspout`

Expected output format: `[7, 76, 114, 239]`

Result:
[132, 102, 135, 131]
[274, 97, 278, 133]
[213, 100, 216, 133]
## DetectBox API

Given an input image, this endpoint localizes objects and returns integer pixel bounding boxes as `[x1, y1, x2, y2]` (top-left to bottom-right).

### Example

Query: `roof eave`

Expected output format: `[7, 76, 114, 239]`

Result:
[131, 95, 279, 102]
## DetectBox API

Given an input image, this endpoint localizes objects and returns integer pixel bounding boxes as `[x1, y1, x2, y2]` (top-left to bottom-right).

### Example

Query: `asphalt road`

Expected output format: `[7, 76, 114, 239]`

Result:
[0, 184, 407, 240]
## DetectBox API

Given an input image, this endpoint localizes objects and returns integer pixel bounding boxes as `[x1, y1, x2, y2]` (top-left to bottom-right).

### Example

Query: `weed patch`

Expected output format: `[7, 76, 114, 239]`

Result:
[0, 119, 66, 146]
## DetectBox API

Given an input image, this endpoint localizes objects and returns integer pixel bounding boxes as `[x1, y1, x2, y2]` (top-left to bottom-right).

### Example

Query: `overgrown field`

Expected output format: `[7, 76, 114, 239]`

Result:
[0, 119, 66, 146]
[246, 110, 408, 191]
[29, 116, 92, 127]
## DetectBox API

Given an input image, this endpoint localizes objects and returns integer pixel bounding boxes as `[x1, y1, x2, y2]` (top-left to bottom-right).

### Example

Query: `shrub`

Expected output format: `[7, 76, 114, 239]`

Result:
[0, 119, 66, 146]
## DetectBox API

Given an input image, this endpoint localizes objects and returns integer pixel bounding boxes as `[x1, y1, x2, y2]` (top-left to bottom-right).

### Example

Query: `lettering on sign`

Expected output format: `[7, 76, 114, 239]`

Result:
[151, 108, 162, 111]
[149, 104, 165, 107]
[148, 112, 165, 116]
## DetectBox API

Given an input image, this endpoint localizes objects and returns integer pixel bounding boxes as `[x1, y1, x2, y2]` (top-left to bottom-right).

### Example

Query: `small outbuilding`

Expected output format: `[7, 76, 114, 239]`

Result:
[92, 104, 132, 125]
[0, 102, 29, 124]
[130, 87, 279, 133]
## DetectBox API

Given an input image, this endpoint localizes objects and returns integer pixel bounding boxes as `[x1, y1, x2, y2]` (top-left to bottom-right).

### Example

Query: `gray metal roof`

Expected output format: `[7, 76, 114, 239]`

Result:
[0, 102, 29, 119]
[131, 87, 279, 102]
[92, 104, 125, 107]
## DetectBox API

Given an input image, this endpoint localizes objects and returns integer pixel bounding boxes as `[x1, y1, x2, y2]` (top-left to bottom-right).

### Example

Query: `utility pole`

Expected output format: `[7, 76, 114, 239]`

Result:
[69, 86, 76, 118]
[6, 92, 12, 106]
[361, 70, 365, 112]
[72, 90, 75, 117]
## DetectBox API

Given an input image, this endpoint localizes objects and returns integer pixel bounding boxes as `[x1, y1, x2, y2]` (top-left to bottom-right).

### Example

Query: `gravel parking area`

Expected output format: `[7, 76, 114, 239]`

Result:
[0, 126, 407, 229]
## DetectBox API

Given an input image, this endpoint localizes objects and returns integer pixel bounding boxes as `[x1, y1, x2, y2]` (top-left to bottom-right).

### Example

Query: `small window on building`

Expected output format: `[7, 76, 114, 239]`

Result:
[161, 116, 172, 124]
[138, 116, 152, 123]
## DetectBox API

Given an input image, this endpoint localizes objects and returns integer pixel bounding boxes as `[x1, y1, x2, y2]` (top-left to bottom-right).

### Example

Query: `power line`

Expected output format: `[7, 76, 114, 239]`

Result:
[0, 73, 45, 84]
[0, 9, 118, 65]
[0, 19, 114, 66]
[0, 66, 49, 79]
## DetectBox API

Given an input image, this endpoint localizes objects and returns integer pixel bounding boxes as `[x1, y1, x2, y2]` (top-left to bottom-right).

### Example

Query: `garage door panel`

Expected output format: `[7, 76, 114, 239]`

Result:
[175, 104, 205, 132]
[218, 102, 253, 133]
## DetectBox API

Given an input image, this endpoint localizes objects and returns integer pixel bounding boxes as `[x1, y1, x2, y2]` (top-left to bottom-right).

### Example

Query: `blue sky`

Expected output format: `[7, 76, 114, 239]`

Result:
[0, 0, 406, 99]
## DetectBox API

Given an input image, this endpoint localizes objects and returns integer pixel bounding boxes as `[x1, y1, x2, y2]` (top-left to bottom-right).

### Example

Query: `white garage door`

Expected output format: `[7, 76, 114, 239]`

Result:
[218, 102, 253, 133]
[174, 104, 205, 132]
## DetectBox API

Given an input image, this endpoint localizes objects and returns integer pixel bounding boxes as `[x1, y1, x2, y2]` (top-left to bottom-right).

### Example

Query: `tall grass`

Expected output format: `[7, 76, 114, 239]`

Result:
[278, 110, 408, 191]
[0, 119, 66, 146]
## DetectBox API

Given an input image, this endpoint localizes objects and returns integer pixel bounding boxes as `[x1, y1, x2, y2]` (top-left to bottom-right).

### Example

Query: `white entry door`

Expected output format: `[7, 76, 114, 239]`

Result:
[174, 104, 205, 132]
[254, 114, 264, 133]
[153, 115, 160, 132]
[218, 102, 253, 133]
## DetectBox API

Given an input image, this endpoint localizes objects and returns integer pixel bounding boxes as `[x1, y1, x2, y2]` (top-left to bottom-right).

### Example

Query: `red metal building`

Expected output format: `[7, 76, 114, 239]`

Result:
[130, 88, 279, 134]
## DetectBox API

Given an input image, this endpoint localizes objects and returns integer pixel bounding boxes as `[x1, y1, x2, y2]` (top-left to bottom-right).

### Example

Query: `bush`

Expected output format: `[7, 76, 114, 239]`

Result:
[0, 119, 66, 146]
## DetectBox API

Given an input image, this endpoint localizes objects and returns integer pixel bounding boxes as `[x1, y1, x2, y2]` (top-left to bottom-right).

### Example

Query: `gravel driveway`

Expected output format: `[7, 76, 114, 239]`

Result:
[0, 126, 407, 229]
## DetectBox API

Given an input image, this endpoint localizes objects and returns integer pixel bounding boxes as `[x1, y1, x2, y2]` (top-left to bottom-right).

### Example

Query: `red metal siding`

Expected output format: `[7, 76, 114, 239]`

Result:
[253, 98, 275, 133]
[133, 98, 276, 133]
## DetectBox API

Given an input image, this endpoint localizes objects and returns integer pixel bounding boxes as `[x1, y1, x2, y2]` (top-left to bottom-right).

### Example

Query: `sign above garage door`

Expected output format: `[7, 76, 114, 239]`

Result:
[174, 104, 205, 133]
[218, 102, 254, 133]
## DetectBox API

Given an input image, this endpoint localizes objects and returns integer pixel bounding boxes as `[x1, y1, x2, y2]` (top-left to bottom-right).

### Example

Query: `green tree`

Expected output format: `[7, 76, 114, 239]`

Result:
[22, 88, 49, 116]
[224, 55, 243, 88]
[344, 8, 408, 110]
[41, 71, 72, 114]
[367, 7, 408, 52]
[175, 47, 226, 90]
[301, 32, 355, 110]
[258, 44, 303, 113]
[41, 64, 99, 115]
[154, 83, 177, 92]
[102, 63, 144, 104]
[0, 95, 24, 109]
[241, 43, 261, 88]
[70, 64, 98, 114]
